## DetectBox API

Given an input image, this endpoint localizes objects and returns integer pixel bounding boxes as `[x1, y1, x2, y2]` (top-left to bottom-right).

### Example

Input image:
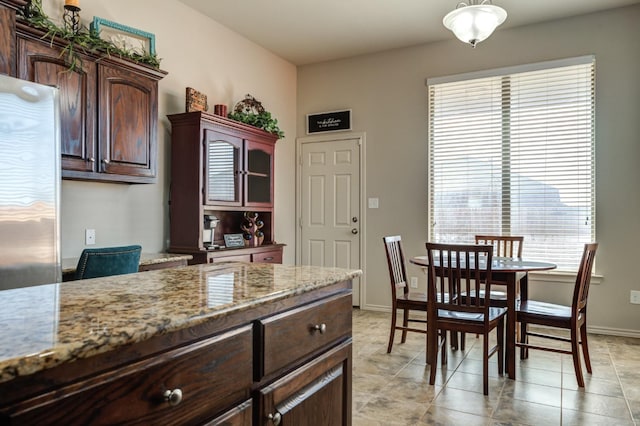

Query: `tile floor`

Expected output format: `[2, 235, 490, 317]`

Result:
[352, 309, 640, 425]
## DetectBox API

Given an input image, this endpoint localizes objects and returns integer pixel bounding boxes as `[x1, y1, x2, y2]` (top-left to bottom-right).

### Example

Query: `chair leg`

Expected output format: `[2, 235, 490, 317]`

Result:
[483, 331, 489, 395]
[571, 326, 585, 387]
[401, 308, 409, 343]
[450, 331, 459, 350]
[580, 322, 593, 374]
[387, 308, 397, 353]
[441, 331, 448, 365]
[460, 332, 466, 351]
[497, 318, 504, 376]
[428, 327, 438, 385]
[520, 321, 528, 359]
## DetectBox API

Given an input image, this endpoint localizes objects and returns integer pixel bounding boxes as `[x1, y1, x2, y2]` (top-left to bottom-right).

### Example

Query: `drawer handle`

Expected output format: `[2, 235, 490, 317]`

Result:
[163, 388, 183, 406]
[268, 412, 282, 425]
[312, 323, 327, 334]
[263, 256, 274, 261]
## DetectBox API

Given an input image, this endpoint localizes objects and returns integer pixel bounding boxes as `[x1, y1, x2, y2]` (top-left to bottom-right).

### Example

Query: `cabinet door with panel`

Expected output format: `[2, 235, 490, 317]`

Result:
[258, 341, 352, 426]
[245, 140, 274, 208]
[97, 63, 158, 180]
[17, 36, 97, 173]
[204, 129, 243, 206]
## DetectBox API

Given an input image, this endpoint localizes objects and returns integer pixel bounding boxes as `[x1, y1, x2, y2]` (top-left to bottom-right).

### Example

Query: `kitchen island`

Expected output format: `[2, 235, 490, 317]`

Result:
[0, 262, 360, 425]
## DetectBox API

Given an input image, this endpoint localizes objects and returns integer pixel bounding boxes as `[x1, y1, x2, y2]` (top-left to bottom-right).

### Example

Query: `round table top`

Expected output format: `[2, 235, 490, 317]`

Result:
[409, 256, 557, 273]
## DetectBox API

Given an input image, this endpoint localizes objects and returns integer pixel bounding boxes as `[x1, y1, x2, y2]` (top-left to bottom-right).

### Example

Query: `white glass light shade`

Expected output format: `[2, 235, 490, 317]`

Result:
[443, 4, 507, 47]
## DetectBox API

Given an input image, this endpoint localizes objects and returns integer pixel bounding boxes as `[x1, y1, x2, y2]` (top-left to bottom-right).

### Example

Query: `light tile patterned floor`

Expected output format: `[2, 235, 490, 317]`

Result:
[352, 309, 640, 425]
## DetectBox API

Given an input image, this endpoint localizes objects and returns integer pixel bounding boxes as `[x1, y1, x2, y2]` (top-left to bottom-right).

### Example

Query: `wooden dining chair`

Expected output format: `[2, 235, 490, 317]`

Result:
[425, 242, 507, 395]
[467, 235, 525, 306]
[516, 243, 598, 387]
[383, 235, 428, 353]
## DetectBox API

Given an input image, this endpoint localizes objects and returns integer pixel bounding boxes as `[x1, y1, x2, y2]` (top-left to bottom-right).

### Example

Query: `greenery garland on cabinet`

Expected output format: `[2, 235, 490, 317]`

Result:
[19, 0, 161, 72]
[227, 94, 285, 139]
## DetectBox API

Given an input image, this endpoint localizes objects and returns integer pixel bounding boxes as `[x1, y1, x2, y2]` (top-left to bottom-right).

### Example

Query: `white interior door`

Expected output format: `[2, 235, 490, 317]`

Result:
[299, 137, 361, 306]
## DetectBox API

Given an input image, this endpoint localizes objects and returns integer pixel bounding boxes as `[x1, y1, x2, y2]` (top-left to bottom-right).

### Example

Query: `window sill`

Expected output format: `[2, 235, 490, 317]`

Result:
[529, 270, 603, 285]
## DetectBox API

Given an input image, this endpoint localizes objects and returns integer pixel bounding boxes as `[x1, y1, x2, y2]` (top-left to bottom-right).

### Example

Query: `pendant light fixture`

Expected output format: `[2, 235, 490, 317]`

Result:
[443, 1, 507, 48]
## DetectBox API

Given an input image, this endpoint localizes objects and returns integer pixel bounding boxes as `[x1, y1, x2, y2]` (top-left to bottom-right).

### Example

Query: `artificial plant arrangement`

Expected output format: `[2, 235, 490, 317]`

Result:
[227, 94, 285, 139]
[19, 0, 161, 72]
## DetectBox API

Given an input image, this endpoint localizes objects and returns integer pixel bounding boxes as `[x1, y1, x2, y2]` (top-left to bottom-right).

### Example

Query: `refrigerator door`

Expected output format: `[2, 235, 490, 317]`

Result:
[0, 74, 61, 290]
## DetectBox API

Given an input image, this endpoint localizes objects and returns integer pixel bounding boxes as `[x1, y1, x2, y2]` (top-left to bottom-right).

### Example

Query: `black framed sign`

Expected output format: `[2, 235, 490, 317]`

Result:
[306, 109, 352, 134]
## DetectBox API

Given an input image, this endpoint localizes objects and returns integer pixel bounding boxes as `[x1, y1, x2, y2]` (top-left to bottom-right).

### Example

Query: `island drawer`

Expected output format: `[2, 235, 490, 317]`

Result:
[257, 292, 352, 379]
[3, 325, 253, 425]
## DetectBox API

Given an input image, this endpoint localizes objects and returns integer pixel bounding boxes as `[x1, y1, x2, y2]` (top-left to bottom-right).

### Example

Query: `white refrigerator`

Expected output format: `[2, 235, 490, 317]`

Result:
[0, 73, 61, 290]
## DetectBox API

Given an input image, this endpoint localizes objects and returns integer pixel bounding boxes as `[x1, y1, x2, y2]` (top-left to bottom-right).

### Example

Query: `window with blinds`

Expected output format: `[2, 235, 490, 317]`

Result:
[427, 56, 595, 271]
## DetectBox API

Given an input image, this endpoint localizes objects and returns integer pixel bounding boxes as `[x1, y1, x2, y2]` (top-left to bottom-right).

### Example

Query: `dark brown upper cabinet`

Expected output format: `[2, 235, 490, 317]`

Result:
[15, 23, 167, 184]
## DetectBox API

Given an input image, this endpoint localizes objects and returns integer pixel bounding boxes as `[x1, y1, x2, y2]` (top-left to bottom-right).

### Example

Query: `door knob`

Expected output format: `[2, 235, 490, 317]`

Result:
[352, 217, 358, 223]
[351, 228, 358, 234]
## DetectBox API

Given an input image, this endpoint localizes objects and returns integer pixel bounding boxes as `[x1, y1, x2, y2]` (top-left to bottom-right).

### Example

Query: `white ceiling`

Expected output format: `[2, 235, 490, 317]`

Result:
[179, 0, 640, 66]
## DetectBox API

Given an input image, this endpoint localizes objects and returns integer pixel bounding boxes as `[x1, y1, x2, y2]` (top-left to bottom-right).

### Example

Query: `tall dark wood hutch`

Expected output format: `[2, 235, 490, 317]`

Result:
[168, 111, 284, 264]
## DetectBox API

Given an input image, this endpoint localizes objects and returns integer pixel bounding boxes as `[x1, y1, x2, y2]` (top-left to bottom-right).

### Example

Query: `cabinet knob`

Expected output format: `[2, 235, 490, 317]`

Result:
[88, 157, 95, 162]
[312, 323, 327, 334]
[102, 159, 110, 164]
[351, 228, 358, 235]
[163, 388, 183, 406]
[268, 412, 282, 425]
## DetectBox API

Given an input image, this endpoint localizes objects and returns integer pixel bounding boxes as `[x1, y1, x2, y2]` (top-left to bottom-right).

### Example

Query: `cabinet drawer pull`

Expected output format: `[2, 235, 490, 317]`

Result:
[163, 388, 183, 406]
[88, 157, 95, 162]
[312, 323, 327, 334]
[263, 256, 274, 261]
[268, 412, 282, 425]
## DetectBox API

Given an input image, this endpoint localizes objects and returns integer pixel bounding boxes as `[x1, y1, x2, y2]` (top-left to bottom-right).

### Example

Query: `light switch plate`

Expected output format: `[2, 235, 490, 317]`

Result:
[368, 197, 379, 209]
[631, 290, 640, 304]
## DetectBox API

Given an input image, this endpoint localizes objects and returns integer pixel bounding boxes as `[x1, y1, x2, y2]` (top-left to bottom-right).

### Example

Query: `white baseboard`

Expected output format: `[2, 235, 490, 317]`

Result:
[359, 305, 640, 339]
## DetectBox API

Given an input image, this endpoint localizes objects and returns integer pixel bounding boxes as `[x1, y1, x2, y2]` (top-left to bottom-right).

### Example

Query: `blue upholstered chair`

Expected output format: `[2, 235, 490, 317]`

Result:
[74, 245, 142, 280]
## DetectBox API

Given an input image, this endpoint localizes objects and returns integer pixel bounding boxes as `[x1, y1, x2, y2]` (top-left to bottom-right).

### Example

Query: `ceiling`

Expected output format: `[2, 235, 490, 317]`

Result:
[178, 0, 640, 66]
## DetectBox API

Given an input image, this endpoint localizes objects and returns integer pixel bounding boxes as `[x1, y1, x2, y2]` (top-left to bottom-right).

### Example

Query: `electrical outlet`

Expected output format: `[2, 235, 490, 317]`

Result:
[85, 229, 96, 245]
[410, 277, 418, 288]
[631, 290, 640, 305]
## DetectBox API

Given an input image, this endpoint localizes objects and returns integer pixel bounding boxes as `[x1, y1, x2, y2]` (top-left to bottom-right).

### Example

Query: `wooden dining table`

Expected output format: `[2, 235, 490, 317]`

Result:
[410, 255, 557, 380]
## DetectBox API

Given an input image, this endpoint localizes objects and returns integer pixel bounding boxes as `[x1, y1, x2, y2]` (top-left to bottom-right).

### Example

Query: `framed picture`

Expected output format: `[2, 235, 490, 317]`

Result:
[224, 233, 245, 248]
[306, 109, 352, 134]
[90, 17, 156, 56]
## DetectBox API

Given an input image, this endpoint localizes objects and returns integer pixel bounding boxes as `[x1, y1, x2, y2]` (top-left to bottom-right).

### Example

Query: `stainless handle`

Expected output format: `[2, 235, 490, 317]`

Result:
[102, 159, 110, 164]
[268, 412, 282, 425]
[163, 388, 183, 406]
[88, 157, 95, 162]
[263, 256, 274, 261]
[351, 228, 358, 234]
[312, 323, 327, 334]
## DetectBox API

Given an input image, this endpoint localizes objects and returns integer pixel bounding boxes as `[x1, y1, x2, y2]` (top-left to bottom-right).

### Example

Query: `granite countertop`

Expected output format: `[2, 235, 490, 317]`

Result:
[0, 262, 361, 384]
[61, 252, 193, 274]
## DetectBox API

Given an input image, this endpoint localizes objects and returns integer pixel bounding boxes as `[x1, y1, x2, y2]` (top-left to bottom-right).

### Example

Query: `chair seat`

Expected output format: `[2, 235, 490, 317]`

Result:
[398, 291, 427, 303]
[438, 306, 507, 322]
[517, 300, 572, 322]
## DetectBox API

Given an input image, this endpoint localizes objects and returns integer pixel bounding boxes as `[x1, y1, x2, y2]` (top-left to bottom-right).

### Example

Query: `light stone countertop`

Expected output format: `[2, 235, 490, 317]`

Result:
[0, 262, 361, 384]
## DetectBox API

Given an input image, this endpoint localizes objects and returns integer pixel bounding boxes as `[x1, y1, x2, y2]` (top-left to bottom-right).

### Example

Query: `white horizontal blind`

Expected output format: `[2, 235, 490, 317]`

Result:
[207, 141, 236, 201]
[428, 58, 595, 271]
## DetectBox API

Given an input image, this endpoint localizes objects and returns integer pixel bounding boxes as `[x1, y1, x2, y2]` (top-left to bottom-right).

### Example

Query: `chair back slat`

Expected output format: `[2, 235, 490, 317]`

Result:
[475, 235, 523, 258]
[574, 243, 598, 312]
[426, 243, 493, 318]
[383, 236, 408, 296]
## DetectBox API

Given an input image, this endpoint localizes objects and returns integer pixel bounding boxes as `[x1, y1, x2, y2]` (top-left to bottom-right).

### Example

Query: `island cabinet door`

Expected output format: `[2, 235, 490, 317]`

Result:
[257, 340, 352, 426]
[1, 325, 253, 425]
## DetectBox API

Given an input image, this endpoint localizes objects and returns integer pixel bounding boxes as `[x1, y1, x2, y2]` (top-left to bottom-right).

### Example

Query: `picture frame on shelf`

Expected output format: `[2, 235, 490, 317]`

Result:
[224, 233, 245, 248]
[90, 17, 156, 56]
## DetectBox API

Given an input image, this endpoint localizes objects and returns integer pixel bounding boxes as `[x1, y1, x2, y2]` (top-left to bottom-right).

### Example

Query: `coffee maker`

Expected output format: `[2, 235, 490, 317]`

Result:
[203, 214, 219, 249]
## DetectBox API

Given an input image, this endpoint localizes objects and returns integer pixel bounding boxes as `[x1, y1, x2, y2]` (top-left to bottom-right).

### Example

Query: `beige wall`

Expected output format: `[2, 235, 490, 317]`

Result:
[41, 0, 297, 264]
[297, 6, 640, 335]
